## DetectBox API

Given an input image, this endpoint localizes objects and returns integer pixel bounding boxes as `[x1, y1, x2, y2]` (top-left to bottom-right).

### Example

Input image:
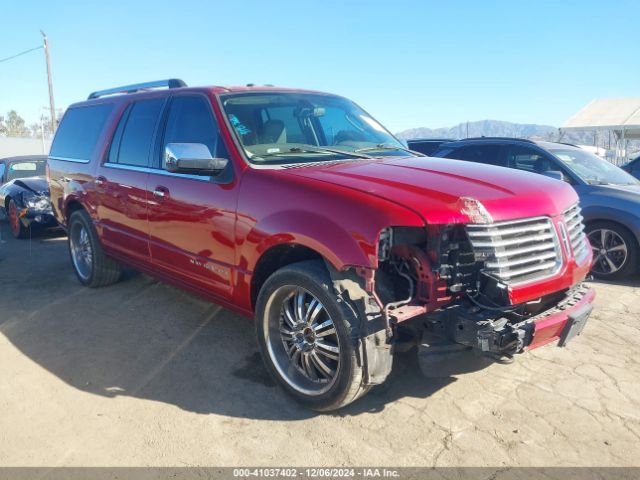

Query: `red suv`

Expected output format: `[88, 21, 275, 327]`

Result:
[48, 79, 595, 411]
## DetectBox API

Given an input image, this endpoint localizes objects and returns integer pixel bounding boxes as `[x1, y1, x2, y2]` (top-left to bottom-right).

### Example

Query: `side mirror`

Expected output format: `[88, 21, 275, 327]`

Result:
[542, 170, 566, 182]
[164, 143, 228, 176]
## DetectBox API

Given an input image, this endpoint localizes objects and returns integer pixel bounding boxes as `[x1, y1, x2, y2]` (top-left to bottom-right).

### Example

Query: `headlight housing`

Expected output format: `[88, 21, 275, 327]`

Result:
[25, 196, 51, 211]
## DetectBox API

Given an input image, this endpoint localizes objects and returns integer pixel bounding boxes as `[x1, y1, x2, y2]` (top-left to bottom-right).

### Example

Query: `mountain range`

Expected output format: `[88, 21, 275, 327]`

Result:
[395, 120, 620, 148]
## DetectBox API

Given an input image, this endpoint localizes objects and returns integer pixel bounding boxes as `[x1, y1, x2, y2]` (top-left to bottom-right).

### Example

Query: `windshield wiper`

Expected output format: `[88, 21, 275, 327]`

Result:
[287, 146, 373, 159]
[355, 143, 424, 156]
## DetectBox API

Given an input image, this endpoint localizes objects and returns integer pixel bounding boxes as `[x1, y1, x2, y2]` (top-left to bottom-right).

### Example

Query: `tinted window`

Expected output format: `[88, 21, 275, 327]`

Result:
[162, 96, 224, 168]
[50, 104, 113, 161]
[0, 163, 5, 181]
[505, 146, 554, 173]
[116, 99, 164, 167]
[108, 105, 131, 164]
[448, 145, 505, 166]
[408, 141, 450, 156]
[7, 160, 46, 181]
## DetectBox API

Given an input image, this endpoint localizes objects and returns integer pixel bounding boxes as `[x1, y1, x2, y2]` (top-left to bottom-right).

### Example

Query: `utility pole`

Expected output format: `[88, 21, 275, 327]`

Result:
[40, 30, 56, 133]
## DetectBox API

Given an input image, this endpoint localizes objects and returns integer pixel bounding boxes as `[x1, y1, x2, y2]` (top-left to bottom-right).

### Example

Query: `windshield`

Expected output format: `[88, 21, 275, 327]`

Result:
[7, 160, 46, 181]
[550, 149, 639, 186]
[221, 92, 413, 164]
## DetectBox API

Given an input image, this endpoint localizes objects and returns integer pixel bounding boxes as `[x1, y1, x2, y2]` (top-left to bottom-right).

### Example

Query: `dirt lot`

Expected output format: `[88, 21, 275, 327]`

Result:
[0, 221, 639, 467]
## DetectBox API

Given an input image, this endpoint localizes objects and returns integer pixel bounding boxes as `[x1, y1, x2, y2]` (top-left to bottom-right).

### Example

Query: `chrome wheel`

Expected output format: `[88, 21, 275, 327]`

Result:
[588, 228, 628, 276]
[70, 222, 93, 281]
[264, 286, 340, 396]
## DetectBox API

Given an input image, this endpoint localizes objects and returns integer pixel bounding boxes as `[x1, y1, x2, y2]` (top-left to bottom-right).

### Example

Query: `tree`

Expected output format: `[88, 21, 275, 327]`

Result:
[28, 117, 54, 138]
[4, 110, 29, 137]
[0, 115, 6, 135]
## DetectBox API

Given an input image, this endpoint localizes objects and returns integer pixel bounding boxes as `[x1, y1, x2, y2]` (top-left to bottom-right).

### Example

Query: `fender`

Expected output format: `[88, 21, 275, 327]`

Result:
[582, 204, 640, 247]
[245, 209, 377, 272]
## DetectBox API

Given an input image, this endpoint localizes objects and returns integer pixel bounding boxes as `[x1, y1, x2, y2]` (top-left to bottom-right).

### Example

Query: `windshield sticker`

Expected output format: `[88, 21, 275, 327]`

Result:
[228, 114, 251, 136]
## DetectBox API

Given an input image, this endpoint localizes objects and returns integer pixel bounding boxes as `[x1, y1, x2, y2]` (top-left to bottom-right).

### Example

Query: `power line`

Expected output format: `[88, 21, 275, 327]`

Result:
[0, 45, 43, 64]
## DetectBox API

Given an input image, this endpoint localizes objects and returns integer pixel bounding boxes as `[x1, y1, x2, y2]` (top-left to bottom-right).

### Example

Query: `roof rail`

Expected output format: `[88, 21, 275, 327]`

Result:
[87, 79, 187, 100]
[462, 136, 535, 143]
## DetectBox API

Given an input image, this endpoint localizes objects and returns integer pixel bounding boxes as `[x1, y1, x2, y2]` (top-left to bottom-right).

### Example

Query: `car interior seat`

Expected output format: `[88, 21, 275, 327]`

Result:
[261, 120, 286, 144]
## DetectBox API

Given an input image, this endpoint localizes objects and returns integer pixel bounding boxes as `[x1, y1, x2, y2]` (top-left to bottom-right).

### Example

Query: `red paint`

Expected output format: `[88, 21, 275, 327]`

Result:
[48, 85, 593, 320]
[527, 288, 596, 350]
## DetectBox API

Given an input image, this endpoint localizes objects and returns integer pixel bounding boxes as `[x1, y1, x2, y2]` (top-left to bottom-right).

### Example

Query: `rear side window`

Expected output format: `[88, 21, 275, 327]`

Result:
[112, 99, 164, 167]
[50, 104, 113, 162]
[447, 145, 505, 167]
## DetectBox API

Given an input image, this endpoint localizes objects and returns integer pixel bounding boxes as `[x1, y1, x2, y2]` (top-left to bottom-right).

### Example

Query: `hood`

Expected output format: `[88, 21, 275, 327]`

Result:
[13, 176, 49, 196]
[585, 183, 640, 206]
[589, 183, 640, 196]
[283, 157, 578, 224]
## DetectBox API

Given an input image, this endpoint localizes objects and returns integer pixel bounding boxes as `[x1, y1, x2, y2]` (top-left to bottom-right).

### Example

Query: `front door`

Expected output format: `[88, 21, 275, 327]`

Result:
[146, 94, 238, 300]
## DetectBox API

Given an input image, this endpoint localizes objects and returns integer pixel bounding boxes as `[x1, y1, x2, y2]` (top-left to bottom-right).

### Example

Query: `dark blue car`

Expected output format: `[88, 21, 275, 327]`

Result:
[623, 155, 640, 180]
[429, 137, 640, 280]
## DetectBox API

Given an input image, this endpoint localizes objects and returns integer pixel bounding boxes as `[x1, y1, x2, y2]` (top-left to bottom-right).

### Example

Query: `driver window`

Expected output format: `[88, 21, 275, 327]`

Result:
[507, 146, 552, 173]
[163, 96, 224, 168]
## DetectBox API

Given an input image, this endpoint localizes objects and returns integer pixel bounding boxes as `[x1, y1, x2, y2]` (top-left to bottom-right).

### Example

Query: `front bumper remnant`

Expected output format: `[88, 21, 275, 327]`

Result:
[419, 284, 595, 370]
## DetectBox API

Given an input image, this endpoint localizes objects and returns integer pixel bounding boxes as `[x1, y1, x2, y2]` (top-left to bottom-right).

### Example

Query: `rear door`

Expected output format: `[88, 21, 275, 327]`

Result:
[96, 98, 165, 264]
[146, 94, 238, 299]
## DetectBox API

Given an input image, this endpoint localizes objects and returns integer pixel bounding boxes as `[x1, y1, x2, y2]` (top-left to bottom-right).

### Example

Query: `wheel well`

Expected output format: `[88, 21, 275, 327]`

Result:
[65, 200, 84, 223]
[251, 244, 323, 309]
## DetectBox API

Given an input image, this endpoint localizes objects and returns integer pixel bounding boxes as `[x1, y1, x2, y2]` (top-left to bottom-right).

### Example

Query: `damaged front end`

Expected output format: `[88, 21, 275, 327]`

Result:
[333, 206, 594, 383]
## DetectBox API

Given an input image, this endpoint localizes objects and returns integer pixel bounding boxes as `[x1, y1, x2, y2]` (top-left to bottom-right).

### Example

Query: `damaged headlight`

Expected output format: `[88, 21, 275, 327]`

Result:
[25, 196, 51, 211]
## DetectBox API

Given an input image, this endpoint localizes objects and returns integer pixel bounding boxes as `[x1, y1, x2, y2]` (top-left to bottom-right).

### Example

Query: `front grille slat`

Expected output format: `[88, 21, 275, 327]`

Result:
[497, 260, 560, 280]
[469, 232, 556, 248]
[485, 251, 558, 269]
[563, 204, 589, 261]
[466, 215, 562, 284]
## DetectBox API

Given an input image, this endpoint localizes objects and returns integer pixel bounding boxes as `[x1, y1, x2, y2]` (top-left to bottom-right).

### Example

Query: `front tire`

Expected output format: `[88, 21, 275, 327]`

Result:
[7, 199, 29, 239]
[255, 260, 369, 411]
[587, 221, 638, 280]
[68, 209, 122, 287]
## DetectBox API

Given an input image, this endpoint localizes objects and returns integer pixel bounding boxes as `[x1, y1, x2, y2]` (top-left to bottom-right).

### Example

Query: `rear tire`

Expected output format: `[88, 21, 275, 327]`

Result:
[7, 199, 29, 239]
[255, 260, 369, 411]
[68, 209, 122, 287]
[586, 221, 638, 280]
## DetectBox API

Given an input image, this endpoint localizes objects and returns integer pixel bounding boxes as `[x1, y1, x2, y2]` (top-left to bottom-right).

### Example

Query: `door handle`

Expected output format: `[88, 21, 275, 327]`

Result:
[153, 186, 169, 200]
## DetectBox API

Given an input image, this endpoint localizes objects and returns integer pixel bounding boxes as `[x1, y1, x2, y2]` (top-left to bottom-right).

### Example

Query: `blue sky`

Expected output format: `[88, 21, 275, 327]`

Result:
[1, 0, 637, 132]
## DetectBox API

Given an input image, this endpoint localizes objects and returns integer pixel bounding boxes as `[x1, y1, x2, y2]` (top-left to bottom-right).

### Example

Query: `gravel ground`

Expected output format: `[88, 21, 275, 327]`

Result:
[0, 222, 639, 467]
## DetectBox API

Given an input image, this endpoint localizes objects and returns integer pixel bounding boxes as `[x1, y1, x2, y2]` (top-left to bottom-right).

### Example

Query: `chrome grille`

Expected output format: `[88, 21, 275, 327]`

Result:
[563, 203, 589, 261]
[466, 217, 562, 284]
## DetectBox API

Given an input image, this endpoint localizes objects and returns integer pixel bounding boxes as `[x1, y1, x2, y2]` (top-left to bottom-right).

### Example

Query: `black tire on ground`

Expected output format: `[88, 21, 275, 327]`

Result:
[7, 199, 29, 239]
[68, 209, 122, 288]
[586, 220, 638, 280]
[255, 260, 370, 411]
